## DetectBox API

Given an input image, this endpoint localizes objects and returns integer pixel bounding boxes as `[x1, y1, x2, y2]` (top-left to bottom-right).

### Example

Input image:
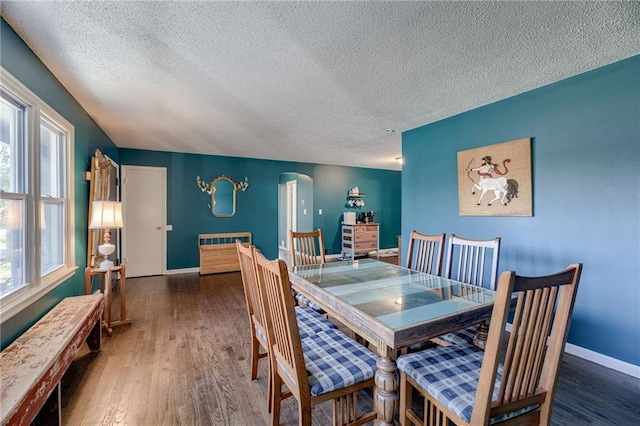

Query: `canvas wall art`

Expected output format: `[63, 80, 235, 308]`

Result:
[457, 137, 532, 216]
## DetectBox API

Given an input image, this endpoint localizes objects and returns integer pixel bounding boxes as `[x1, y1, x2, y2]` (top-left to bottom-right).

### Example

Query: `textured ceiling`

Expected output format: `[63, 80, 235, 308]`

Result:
[2, 1, 639, 170]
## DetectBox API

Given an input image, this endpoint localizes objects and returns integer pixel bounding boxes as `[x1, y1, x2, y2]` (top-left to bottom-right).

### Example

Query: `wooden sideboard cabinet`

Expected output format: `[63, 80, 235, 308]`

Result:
[341, 223, 379, 261]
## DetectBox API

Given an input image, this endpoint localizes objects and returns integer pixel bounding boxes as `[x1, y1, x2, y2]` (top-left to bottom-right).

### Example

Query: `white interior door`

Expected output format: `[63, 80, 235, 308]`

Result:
[121, 166, 166, 277]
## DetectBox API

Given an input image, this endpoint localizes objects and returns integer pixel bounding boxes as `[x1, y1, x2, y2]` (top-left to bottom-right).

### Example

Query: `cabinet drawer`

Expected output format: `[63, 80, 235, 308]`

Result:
[353, 224, 378, 232]
[354, 232, 378, 242]
[343, 232, 377, 242]
[343, 241, 378, 251]
[353, 241, 378, 251]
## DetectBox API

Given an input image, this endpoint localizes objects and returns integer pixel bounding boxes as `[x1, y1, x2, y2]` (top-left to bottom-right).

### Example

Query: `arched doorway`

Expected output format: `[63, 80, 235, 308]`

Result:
[278, 173, 313, 261]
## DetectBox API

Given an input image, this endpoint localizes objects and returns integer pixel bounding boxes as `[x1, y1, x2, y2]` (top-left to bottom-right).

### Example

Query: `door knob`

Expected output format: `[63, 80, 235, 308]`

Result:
[156, 226, 161, 230]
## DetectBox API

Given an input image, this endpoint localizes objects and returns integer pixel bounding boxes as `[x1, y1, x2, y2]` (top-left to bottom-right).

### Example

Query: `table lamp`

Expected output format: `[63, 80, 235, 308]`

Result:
[89, 200, 124, 270]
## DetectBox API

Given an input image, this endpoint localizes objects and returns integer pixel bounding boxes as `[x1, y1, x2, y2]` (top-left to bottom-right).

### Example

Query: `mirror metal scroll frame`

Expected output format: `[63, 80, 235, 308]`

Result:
[87, 149, 115, 268]
[196, 175, 249, 217]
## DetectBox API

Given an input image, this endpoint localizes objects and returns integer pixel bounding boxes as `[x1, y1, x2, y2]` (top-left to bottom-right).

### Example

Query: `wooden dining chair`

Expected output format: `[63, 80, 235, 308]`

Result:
[289, 229, 326, 267]
[398, 263, 582, 426]
[236, 240, 269, 382]
[289, 229, 327, 312]
[405, 231, 446, 275]
[254, 252, 378, 426]
[437, 234, 501, 347]
[445, 234, 501, 289]
[236, 240, 339, 411]
[400, 231, 447, 353]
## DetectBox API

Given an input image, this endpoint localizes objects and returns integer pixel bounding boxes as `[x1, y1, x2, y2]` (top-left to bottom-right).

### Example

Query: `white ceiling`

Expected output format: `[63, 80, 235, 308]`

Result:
[2, 1, 638, 171]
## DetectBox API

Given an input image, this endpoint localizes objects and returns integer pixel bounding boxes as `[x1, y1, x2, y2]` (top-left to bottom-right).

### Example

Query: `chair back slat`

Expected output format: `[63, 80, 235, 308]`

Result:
[405, 231, 445, 275]
[502, 284, 562, 402]
[254, 252, 309, 396]
[458, 282, 484, 302]
[236, 241, 267, 336]
[445, 234, 500, 289]
[528, 287, 557, 395]
[289, 229, 326, 267]
[473, 264, 582, 424]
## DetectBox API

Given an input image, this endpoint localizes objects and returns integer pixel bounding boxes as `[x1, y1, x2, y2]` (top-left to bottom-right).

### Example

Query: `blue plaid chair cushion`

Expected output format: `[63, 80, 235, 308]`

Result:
[398, 345, 536, 424]
[255, 306, 336, 342]
[437, 326, 477, 346]
[295, 292, 325, 313]
[295, 306, 337, 339]
[301, 328, 378, 396]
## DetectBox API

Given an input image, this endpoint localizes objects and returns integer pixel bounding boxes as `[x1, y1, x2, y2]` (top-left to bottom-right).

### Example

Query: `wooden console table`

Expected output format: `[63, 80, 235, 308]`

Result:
[84, 264, 130, 335]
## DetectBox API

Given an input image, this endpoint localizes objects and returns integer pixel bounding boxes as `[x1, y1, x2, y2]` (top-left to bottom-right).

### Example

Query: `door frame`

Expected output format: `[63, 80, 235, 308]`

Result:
[286, 180, 297, 248]
[121, 165, 167, 276]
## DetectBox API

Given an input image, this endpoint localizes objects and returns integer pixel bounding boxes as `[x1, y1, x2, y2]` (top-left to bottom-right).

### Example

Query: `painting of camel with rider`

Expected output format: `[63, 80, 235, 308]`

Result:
[457, 138, 532, 216]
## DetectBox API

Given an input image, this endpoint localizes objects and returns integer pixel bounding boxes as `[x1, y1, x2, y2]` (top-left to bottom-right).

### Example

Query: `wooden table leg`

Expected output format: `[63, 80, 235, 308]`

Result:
[473, 320, 490, 350]
[374, 351, 399, 425]
[119, 264, 126, 324]
[105, 269, 113, 335]
[84, 267, 91, 294]
[109, 265, 131, 329]
[85, 266, 129, 335]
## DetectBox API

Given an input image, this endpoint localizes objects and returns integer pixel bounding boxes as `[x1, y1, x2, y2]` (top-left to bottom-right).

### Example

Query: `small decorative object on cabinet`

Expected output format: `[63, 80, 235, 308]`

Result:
[341, 223, 379, 261]
[360, 211, 375, 223]
[343, 211, 356, 225]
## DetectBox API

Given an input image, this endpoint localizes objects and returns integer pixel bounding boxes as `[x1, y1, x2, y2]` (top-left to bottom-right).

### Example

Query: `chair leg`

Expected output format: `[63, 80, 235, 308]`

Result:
[399, 373, 410, 426]
[271, 372, 282, 426]
[299, 400, 312, 426]
[267, 359, 273, 414]
[250, 335, 260, 380]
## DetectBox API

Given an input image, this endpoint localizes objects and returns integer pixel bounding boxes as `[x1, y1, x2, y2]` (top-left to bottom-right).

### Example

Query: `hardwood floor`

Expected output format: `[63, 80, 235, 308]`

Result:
[61, 271, 640, 425]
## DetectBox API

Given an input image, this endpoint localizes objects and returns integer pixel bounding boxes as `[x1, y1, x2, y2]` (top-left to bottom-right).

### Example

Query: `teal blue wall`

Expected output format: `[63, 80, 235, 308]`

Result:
[119, 150, 401, 265]
[402, 56, 640, 366]
[0, 19, 119, 349]
[0, 17, 401, 348]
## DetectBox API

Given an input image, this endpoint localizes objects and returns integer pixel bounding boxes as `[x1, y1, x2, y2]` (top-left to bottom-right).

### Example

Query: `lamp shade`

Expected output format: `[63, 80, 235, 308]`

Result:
[89, 201, 124, 229]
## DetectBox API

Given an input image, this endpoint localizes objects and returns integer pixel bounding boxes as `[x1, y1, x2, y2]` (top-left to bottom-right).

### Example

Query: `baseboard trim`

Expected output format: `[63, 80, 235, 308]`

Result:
[505, 323, 639, 379]
[563, 342, 640, 379]
[165, 267, 200, 275]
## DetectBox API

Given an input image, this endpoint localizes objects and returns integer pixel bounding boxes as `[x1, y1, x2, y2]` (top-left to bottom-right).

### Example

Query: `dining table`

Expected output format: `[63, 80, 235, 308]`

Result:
[288, 258, 498, 426]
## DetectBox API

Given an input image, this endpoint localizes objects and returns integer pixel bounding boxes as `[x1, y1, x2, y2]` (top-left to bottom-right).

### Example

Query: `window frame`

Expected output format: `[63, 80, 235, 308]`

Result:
[0, 67, 76, 323]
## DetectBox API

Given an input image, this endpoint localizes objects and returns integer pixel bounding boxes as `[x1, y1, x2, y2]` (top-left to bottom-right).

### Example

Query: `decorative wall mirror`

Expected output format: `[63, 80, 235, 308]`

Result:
[87, 149, 118, 268]
[197, 175, 249, 217]
[212, 177, 236, 217]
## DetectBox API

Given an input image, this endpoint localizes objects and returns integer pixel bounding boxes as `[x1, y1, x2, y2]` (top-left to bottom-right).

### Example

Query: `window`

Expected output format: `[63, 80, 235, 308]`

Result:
[0, 67, 76, 322]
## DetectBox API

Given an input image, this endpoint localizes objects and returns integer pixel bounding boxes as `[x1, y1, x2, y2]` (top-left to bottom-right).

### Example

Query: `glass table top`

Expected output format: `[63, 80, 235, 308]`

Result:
[292, 258, 496, 331]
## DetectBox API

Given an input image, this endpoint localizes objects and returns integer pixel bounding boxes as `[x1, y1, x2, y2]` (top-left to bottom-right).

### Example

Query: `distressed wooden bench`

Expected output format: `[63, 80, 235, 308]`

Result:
[198, 232, 252, 274]
[0, 293, 104, 426]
